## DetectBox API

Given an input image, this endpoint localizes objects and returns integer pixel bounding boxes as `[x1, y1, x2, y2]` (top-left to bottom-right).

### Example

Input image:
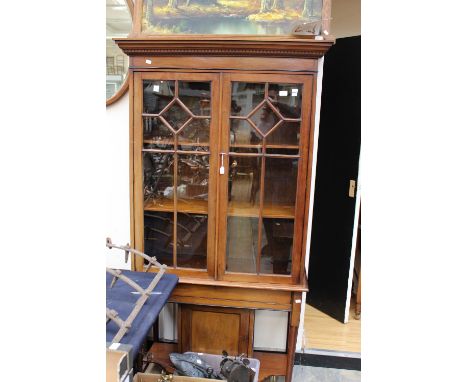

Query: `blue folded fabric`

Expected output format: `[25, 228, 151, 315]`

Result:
[106, 270, 178, 361]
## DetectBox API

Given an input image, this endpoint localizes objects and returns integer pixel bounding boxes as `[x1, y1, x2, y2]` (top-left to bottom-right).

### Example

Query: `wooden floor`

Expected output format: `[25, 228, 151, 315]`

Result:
[303, 300, 361, 353]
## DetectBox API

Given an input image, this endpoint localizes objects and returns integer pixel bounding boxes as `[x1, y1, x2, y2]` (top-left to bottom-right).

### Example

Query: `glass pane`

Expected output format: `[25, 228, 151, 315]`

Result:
[144, 211, 174, 267]
[231, 83, 265, 117]
[143, 80, 176, 114]
[176, 213, 208, 269]
[143, 116, 175, 144]
[267, 84, 303, 119]
[230, 120, 262, 149]
[142, 1, 322, 35]
[263, 157, 298, 214]
[250, 102, 281, 136]
[177, 154, 210, 213]
[179, 119, 210, 146]
[228, 156, 261, 216]
[179, 81, 211, 116]
[144, 142, 174, 152]
[260, 218, 293, 275]
[265, 147, 299, 156]
[266, 121, 301, 148]
[162, 101, 191, 131]
[261, 156, 296, 275]
[226, 155, 262, 274]
[143, 152, 174, 210]
[226, 217, 258, 274]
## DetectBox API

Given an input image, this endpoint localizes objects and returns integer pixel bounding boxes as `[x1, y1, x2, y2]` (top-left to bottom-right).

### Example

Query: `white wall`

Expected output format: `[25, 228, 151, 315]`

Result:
[106, 92, 132, 270]
[331, 0, 361, 39]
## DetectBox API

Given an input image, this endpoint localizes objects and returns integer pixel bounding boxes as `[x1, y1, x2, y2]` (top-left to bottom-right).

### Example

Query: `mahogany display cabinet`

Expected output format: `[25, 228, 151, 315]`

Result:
[115, 36, 333, 382]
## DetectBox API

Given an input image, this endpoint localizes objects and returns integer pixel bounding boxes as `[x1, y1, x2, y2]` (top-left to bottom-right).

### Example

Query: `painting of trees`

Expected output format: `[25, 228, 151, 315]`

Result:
[185, 0, 218, 5]
[260, 0, 287, 13]
[272, 0, 284, 10]
[302, 0, 314, 18]
[146, 0, 153, 22]
[260, 0, 272, 13]
[143, 0, 324, 34]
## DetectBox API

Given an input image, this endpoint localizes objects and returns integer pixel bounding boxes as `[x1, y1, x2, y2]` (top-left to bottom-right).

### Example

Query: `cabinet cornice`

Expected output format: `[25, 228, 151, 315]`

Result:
[115, 36, 334, 59]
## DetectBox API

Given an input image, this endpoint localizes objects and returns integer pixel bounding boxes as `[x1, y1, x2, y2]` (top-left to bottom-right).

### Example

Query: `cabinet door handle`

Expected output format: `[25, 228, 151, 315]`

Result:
[219, 152, 227, 175]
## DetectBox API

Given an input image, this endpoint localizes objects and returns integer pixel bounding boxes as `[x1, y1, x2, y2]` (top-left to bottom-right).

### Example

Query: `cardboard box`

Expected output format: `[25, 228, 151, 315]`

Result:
[134, 374, 212, 382]
[107, 348, 133, 382]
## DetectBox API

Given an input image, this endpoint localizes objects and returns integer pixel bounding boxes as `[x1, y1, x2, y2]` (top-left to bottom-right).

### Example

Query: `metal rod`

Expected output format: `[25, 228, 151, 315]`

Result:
[106, 268, 146, 294]
[111, 265, 167, 343]
[106, 238, 163, 269]
[106, 308, 125, 328]
[106, 239, 168, 343]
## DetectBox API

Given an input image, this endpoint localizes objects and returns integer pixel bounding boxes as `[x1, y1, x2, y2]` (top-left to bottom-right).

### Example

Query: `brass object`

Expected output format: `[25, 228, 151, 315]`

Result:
[157, 372, 174, 382]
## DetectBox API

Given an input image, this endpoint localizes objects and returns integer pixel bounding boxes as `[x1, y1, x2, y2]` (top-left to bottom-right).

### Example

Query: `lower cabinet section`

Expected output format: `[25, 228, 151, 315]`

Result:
[180, 305, 252, 356]
[148, 287, 303, 382]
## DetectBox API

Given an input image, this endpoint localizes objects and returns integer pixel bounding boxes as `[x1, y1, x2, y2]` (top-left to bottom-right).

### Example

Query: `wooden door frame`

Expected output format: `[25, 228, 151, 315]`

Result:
[131, 71, 221, 279]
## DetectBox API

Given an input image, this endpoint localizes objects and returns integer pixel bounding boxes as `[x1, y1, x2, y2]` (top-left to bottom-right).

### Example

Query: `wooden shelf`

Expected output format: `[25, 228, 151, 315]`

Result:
[144, 139, 210, 147]
[145, 198, 208, 214]
[228, 202, 295, 219]
[230, 144, 299, 150]
[144, 199, 294, 218]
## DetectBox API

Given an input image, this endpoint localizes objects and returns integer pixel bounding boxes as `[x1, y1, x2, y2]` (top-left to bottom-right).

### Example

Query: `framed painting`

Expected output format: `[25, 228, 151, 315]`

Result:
[133, 0, 331, 36]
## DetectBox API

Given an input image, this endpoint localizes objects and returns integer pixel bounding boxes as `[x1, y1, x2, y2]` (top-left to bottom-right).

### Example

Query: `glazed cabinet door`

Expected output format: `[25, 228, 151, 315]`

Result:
[217, 73, 314, 284]
[133, 72, 220, 278]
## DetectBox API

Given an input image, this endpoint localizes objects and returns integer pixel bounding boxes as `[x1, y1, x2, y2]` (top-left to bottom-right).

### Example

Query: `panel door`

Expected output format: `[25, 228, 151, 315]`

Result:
[133, 72, 220, 278]
[217, 73, 314, 284]
[180, 305, 252, 356]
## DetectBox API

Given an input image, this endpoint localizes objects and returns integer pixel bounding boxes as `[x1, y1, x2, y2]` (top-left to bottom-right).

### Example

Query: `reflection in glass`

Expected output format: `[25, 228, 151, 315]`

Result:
[226, 155, 261, 273]
[264, 157, 298, 209]
[177, 154, 210, 205]
[144, 211, 208, 270]
[161, 102, 191, 130]
[106, 0, 132, 100]
[176, 213, 207, 269]
[144, 211, 174, 267]
[266, 122, 300, 148]
[179, 82, 211, 116]
[228, 156, 261, 211]
[250, 103, 281, 136]
[143, 116, 174, 143]
[260, 157, 297, 275]
[230, 120, 263, 148]
[265, 147, 300, 156]
[231, 83, 265, 116]
[226, 217, 258, 274]
[143, 152, 174, 208]
[143, 80, 176, 114]
[267, 84, 303, 119]
[260, 218, 294, 275]
[179, 119, 210, 145]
